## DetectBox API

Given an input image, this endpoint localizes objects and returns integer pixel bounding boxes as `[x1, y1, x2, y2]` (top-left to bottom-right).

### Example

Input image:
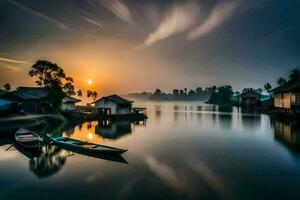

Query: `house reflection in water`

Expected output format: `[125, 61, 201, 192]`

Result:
[61, 119, 146, 144]
[96, 120, 132, 139]
[274, 120, 300, 154]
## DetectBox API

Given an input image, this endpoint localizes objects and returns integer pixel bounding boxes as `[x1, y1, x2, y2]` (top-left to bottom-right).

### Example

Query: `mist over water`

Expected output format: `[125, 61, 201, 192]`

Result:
[0, 102, 300, 199]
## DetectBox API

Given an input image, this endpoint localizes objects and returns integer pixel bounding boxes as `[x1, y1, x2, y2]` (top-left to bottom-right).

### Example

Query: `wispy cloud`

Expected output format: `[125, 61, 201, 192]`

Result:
[6, 0, 68, 30]
[100, 0, 135, 25]
[187, 0, 239, 40]
[0, 63, 21, 73]
[0, 56, 27, 64]
[144, 1, 199, 46]
[82, 16, 102, 28]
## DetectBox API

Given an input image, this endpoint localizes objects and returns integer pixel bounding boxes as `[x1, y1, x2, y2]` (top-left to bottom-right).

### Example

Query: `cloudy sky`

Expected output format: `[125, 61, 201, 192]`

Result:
[0, 0, 299, 95]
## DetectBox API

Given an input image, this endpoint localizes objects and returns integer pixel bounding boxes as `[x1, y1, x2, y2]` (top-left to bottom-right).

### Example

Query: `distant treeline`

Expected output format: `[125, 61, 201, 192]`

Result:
[127, 86, 217, 102]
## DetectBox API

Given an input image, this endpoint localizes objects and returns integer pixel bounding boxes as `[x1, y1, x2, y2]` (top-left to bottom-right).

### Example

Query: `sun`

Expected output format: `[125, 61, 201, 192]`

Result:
[87, 79, 93, 85]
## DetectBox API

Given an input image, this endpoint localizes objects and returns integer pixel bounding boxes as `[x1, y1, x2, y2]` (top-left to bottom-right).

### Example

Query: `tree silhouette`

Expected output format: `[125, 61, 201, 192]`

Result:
[256, 88, 263, 94]
[3, 83, 11, 91]
[277, 77, 287, 86]
[172, 89, 179, 95]
[92, 91, 98, 100]
[288, 69, 300, 82]
[196, 87, 202, 94]
[87, 90, 98, 100]
[29, 60, 76, 110]
[77, 89, 83, 96]
[208, 85, 233, 105]
[264, 83, 272, 92]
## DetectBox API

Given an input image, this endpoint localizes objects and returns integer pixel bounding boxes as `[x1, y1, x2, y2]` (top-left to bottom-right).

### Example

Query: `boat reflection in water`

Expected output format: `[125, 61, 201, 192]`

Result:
[29, 145, 67, 178]
[0, 118, 145, 178]
[273, 119, 300, 154]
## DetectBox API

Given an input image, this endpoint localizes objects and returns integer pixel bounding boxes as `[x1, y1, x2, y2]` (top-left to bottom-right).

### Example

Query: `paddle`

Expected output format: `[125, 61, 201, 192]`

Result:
[5, 143, 15, 151]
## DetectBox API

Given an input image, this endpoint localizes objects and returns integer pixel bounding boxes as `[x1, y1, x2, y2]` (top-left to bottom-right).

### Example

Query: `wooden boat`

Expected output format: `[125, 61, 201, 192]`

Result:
[15, 128, 43, 148]
[47, 134, 128, 155]
[14, 143, 41, 159]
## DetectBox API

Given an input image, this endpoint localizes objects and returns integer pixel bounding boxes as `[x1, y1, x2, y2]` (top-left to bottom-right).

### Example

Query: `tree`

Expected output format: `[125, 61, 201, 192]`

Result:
[256, 88, 263, 94]
[154, 89, 162, 95]
[87, 90, 93, 98]
[196, 87, 203, 94]
[264, 83, 272, 92]
[179, 89, 185, 95]
[288, 69, 300, 82]
[92, 91, 98, 100]
[77, 89, 82, 96]
[277, 77, 287, 86]
[208, 85, 233, 105]
[172, 89, 179, 95]
[3, 83, 11, 91]
[63, 81, 75, 96]
[212, 86, 217, 93]
[29, 60, 76, 110]
[188, 89, 196, 96]
[87, 90, 98, 100]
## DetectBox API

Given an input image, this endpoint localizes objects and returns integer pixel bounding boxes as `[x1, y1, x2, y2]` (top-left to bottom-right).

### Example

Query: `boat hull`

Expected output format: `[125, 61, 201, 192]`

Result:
[47, 135, 127, 155]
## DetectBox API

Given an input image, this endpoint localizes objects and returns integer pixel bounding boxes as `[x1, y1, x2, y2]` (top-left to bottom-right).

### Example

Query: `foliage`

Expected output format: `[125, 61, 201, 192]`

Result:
[242, 88, 262, 93]
[288, 69, 300, 82]
[87, 90, 98, 100]
[29, 60, 76, 110]
[208, 85, 233, 105]
[277, 77, 287, 86]
[3, 83, 11, 91]
[77, 89, 82, 96]
[264, 83, 272, 92]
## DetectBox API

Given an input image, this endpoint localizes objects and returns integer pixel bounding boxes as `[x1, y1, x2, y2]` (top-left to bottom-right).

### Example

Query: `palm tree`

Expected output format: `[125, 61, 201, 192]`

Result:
[256, 88, 263, 94]
[92, 91, 98, 100]
[277, 77, 287, 86]
[264, 83, 272, 92]
[288, 69, 300, 82]
[77, 89, 82, 96]
[87, 90, 98, 100]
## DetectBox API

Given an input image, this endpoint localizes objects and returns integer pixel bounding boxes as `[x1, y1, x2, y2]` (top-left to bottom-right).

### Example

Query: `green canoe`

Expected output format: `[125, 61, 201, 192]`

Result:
[47, 134, 128, 155]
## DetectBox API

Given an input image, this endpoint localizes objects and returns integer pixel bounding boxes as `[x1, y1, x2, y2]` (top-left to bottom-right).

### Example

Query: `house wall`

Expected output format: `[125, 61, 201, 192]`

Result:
[274, 92, 293, 109]
[240, 92, 260, 107]
[62, 103, 76, 111]
[95, 100, 132, 115]
[95, 101, 117, 114]
[118, 107, 131, 115]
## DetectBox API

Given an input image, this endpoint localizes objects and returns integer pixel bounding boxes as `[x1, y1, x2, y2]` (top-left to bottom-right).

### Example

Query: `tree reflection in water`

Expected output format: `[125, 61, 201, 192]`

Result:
[29, 144, 66, 178]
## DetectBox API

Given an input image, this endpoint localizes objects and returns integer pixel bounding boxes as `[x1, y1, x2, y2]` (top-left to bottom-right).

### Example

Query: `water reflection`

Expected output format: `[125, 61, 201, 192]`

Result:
[273, 119, 300, 154]
[2, 102, 300, 199]
[62, 119, 144, 144]
[29, 145, 67, 178]
[96, 120, 132, 139]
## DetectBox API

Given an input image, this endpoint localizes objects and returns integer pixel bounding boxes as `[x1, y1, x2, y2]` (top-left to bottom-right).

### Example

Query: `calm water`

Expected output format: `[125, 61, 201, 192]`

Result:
[1, 102, 300, 199]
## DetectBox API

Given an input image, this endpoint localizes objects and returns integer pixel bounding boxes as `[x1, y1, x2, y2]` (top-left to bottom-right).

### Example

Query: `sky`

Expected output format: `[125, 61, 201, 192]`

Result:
[0, 0, 300, 96]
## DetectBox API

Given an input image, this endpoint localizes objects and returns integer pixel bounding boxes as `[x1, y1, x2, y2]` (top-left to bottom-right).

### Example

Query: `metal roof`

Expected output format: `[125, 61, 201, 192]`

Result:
[13, 87, 49, 99]
[63, 96, 81, 103]
[0, 99, 14, 108]
[93, 94, 133, 105]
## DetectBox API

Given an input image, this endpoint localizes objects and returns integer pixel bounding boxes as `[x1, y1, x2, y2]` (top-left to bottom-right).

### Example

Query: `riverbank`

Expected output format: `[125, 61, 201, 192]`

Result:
[0, 114, 65, 134]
